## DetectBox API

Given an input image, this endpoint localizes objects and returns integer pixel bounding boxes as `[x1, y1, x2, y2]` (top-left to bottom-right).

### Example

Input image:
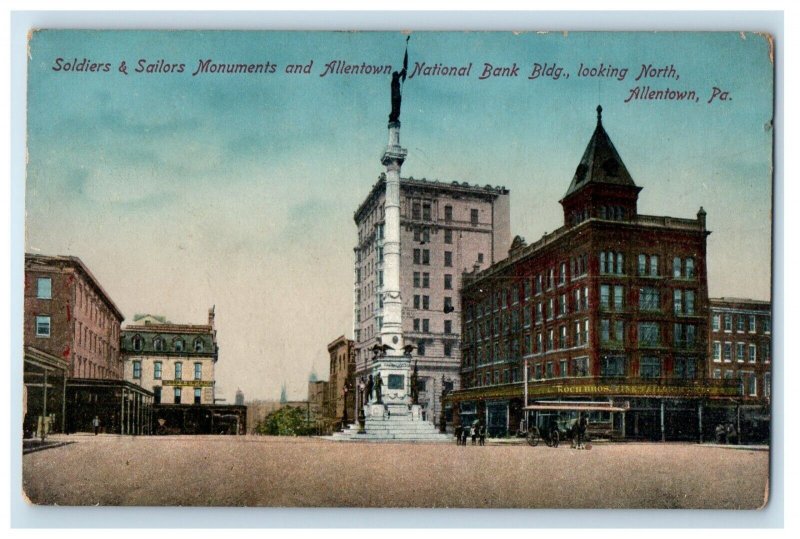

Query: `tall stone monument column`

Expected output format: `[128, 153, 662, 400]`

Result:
[367, 120, 412, 412]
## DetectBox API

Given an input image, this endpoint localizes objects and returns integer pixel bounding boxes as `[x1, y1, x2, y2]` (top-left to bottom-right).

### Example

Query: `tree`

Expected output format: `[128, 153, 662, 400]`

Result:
[256, 406, 313, 436]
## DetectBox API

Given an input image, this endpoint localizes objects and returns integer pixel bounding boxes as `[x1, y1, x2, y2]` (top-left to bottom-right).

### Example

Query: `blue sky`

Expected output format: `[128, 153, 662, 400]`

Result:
[26, 31, 773, 401]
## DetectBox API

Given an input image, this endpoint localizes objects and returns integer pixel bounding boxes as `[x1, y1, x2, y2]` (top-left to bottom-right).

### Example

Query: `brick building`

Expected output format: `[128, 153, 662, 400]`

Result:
[353, 177, 510, 423]
[707, 297, 771, 441]
[326, 335, 355, 426]
[24, 254, 152, 435]
[447, 107, 739, 441]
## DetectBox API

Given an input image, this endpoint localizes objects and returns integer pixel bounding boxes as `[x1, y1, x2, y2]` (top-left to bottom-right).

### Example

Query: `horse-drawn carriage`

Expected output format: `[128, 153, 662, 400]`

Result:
[521, 400, 629, 448]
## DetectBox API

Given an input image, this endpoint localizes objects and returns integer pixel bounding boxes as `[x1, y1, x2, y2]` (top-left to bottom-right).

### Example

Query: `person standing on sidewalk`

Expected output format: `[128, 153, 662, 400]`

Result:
[92, 416, 101, 435]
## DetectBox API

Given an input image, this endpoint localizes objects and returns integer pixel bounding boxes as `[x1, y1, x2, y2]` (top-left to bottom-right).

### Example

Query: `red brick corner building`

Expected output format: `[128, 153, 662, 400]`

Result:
[446, 106, 742, 442]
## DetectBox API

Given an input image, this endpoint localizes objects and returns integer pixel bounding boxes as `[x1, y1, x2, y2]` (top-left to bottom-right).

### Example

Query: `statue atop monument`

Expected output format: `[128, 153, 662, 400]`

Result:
[388, 36, 410, 124]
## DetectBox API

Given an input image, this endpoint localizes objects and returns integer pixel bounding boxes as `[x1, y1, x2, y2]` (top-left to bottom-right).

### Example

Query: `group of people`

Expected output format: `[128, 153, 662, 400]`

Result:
[454, 420, 486, 446]
[714, 423, 739, 445]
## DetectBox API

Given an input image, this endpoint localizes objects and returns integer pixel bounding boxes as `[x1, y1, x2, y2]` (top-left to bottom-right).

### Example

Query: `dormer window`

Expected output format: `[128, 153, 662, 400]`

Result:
[153, 336, 165, 352]
[194, 338, 204, 353]
[132, 335, 143, 352]
[174, 338, 185, 352]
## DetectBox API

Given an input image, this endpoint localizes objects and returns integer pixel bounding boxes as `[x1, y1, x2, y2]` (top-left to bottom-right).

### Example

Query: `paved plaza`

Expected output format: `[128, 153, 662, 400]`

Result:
[22, 434, 769, 509]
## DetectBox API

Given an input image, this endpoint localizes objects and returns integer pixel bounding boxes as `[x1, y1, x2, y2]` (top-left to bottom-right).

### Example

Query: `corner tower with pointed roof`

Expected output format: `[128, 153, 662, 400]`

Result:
[560, 106, 642, 228]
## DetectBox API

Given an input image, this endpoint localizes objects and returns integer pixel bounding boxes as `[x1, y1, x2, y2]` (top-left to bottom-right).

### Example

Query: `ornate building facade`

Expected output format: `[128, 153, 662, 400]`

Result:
[448, 107, 740, 441]
[353, 178, 510, 423]
[121, 309, 219, 405]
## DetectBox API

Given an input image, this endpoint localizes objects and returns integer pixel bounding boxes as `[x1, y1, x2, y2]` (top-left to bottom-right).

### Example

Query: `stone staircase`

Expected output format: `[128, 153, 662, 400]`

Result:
[325, 404, 452, 443]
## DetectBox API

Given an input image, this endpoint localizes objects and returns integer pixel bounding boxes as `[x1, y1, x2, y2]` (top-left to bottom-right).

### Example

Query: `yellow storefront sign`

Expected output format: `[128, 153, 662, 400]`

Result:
[161, 380, 214, 388]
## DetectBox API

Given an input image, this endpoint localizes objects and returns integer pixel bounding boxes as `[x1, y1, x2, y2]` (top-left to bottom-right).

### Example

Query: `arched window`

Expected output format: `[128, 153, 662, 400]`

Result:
[132, 335, 143, 352]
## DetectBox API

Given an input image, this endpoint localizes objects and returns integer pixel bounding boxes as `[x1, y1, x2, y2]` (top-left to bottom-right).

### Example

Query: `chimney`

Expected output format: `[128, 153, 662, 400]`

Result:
[208, 305, 216, 327]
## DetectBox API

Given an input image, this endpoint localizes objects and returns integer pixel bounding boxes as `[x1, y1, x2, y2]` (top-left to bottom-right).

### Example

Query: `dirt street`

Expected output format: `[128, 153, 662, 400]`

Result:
[22, 434, 769, 509]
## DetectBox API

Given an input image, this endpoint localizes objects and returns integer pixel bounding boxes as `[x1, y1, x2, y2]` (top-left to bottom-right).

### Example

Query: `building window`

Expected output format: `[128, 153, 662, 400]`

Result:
[640, 356, 661, 379]
[444, 229, 453, 244]
[174, 339, 185, 352]
[674, 323, 696, 348]
[174, 387, 182, 404]
[413, 318, 420, 331]
[614, 286, 624, 310]
[154, 337, 164, 352]
[600, 356, 625, 377]
[422, 319, 430, 332]
[749, 315, 756, 333]
[724, 314, 732, 332]
[712, 342, 721, 362]
[572, 357, 589, 377]
[737, 316, 745, 332]
[639, 287, 660, 311]
[600, 319, 610, 343]
[444, 274, 452, 290]
[422, 273, 430, 288]
[417, 341, 426, 356]
[36, 277, 52, 299]
[749, 343, 757, 363]
[194, 362, 202, 380]
[413, 272, 420, 287]
[546, 362, 554, 379]
[154, 361, 162, 379]
[175, 362, 183, 381]
[422, 250, 430, 265]
[559, 294, 567, 316]
[736, 342, 745, 362]
[638, 322, 660, 346]
[444, 205, 453, 221]
[422, 203, 432, 221]
[444, 342, 452, 356]
[723, 342, 732, 362]
[535, 364, 543, 380]
[444, 320, 452, 334]
[559, 360, 568, 378]
[748, 374, 757, 397]
[35, 315, 51, 337]
[600, 252, 624, 274]
[763, 318, 771, 334]
[132, 335, 143, 351]
[600, 285, 611, 309]
[712, 314, 721, 331]
[673, 257, 682, 278]
[423, 295, 430, 310]
[674, 357, 696, 379]
[471, 208, 479, 225]
[414, 295, 420, 309]
[413, 249, 421, 264]
[412, 202, 421, 220]
[194, 388, 202, 404]
[444, 251, 453, 267]
[712, 369, 721, 379]
[547, 329, 554, 351]
[559, 325, 567, 349]
[153, 386, 161, 404]
[133, 360, 142, 379]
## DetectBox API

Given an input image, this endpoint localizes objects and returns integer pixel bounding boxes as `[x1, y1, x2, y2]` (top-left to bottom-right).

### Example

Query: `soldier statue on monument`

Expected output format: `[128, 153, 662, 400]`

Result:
[389, 36, 410, 123]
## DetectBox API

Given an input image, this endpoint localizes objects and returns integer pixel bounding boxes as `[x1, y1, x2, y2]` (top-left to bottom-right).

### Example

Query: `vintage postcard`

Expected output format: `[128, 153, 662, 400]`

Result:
[21, 29, 773, 510]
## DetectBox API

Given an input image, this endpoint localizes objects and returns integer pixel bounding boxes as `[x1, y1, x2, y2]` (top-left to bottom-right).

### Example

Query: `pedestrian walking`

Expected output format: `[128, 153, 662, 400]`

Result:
[455, 424, 463, 445]
[92, 415, 101, 436]
[479, 424, 486, 446]
[575, 413, 588, 450]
